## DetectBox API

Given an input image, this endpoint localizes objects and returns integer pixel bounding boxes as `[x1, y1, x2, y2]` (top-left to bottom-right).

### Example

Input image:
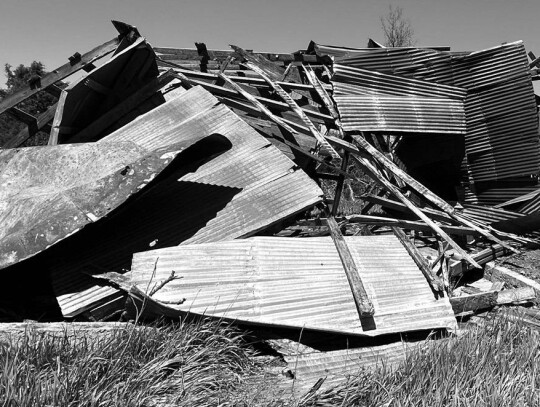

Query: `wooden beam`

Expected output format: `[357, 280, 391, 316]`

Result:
[348, 214, 478, 236]
[349, 154, 481, 268]
[7, 107, 38, 137]
[244, 61, 340, 158]
[485, 262, 540, 296]
[326, 215, 375, 317]
[450, 287, 535, 314]
[303, 64, 340, 119]
[391, 226, 443, 292]
[0, 36, 128, 116]
[351, 135, 455, 214]
[0, 322, 148, 344]
[175, 74, 334, 124]
[362, 194, 454, 224]
[154, 46, 321, 64]
[168, 67, 332, 91]
[332, 151, 349, 216]
[68, 71, 177, 143]
[218, 72, 334, 159]
[332, 135, 519, 253]
[2, 103, 58, 148]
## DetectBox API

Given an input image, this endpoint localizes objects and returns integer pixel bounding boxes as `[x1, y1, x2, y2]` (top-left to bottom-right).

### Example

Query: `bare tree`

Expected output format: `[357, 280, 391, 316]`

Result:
[380, 5, 415, 47]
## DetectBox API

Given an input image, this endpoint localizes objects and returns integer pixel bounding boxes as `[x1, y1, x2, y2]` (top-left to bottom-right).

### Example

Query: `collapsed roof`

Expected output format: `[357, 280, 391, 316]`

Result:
[1, 20, 540, 389]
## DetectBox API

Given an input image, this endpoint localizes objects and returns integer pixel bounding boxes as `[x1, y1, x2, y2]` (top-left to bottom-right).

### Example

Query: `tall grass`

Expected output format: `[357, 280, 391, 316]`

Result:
[3, 313, 540, 406]
[297, 313, 540, 406]
[0, 319, 259, 407]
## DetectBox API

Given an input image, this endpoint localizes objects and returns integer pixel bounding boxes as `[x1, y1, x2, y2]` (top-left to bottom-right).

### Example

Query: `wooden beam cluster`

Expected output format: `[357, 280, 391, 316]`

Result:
[0, 21, 140, 148]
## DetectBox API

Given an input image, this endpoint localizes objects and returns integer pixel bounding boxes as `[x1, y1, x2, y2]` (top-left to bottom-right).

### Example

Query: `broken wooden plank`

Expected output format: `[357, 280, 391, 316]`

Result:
[449, 244, 507, 278]
[348, 153, 481, 268]
[450, 287, 536, 314]
[218, 72, 334, 158]
[351, 135, 520, 251]
[303, 64, 340, 119]
[391, 227, 443, 292]
[0, 33, 132, 116]
[68, 70, 177, 143]
[173, 74, 334, 125]
[362, 194, 454, 224]
[485, 262, 540, 296]
[326, 216, 375, 317]
[348, 214, 478, 236]
[169, 67, 332, 91]
[329, 135, 519, 253]
[230, 44, 285, 81]
[0, 322, 148, 344]
[2, 103, 58, 148]
[244, 61, 340, 158]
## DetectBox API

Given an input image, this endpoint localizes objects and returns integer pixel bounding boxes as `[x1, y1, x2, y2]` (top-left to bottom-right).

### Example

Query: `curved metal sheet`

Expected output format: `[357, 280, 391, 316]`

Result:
[0, 140, 189, 269]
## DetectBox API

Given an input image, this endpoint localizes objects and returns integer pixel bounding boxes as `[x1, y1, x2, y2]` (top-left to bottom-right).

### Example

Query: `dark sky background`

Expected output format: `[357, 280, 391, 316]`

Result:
[1, 0, 539, 87]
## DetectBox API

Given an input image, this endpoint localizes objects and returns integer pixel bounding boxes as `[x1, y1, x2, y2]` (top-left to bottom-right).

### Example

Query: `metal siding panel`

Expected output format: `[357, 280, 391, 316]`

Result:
[53, 86, 323, 317]
[128, 236, 457, 337]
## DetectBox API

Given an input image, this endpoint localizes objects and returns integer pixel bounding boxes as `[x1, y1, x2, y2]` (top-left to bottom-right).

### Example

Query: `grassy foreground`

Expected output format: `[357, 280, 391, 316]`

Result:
[0, 320, 260, 406]
[1, 314, 540, 406]
[302, 314, 540, 407]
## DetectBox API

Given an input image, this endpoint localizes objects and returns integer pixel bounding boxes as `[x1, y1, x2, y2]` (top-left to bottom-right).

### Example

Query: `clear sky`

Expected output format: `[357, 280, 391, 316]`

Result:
[1, 0, 539, 87]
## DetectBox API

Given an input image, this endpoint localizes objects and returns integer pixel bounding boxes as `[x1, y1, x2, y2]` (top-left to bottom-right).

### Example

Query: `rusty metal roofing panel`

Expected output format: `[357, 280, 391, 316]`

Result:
[334, 95, 466, 134]
[126, 236, 457, 337]
[0, 140, 189, 270]
[51, 86, 323, 317]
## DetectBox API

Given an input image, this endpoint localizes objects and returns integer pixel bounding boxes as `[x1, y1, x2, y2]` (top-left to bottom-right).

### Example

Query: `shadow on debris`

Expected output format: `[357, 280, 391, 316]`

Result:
[0, 134, 239, 322]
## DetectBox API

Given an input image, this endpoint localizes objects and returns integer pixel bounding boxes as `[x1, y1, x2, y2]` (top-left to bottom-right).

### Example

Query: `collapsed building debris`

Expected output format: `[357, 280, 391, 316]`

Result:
[2, 20, 540, 391]
[96, 236, 457, 336]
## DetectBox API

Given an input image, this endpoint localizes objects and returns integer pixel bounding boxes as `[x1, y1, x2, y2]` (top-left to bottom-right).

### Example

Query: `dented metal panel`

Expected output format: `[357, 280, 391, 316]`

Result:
[126, 236, 457, 337]
[0, 141, 187, 269]
[51, 86, 323, 317]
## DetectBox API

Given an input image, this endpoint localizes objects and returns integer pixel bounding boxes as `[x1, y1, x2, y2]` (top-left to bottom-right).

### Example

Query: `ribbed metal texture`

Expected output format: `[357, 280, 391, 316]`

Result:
[284, 341, 424, 389]
[128, 236, 457, 337]
[53, 86, 323, 317]
[462, 204, 525, 225]
[332, 64, 466, 100]
[334, 95, 465, 134]
[333, 41, 540, 203]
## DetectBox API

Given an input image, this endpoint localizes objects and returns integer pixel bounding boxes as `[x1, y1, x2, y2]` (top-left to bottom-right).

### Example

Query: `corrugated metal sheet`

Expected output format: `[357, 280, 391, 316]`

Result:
[311, 42, 452, 59]
[333, 41, 540, 203]
[334, 95, 465, 134]
[332, 64, 466, 100]
[0, 140, 187, 270]
[51, 86, 323, 317]
[462, 204, 525, 225]
[283, 341, 424, 388]
[126, 236, 457, 337]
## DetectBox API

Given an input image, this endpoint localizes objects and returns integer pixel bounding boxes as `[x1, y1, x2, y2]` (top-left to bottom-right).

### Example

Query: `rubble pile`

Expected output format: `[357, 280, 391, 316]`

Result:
[2, 21, 540, 390]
